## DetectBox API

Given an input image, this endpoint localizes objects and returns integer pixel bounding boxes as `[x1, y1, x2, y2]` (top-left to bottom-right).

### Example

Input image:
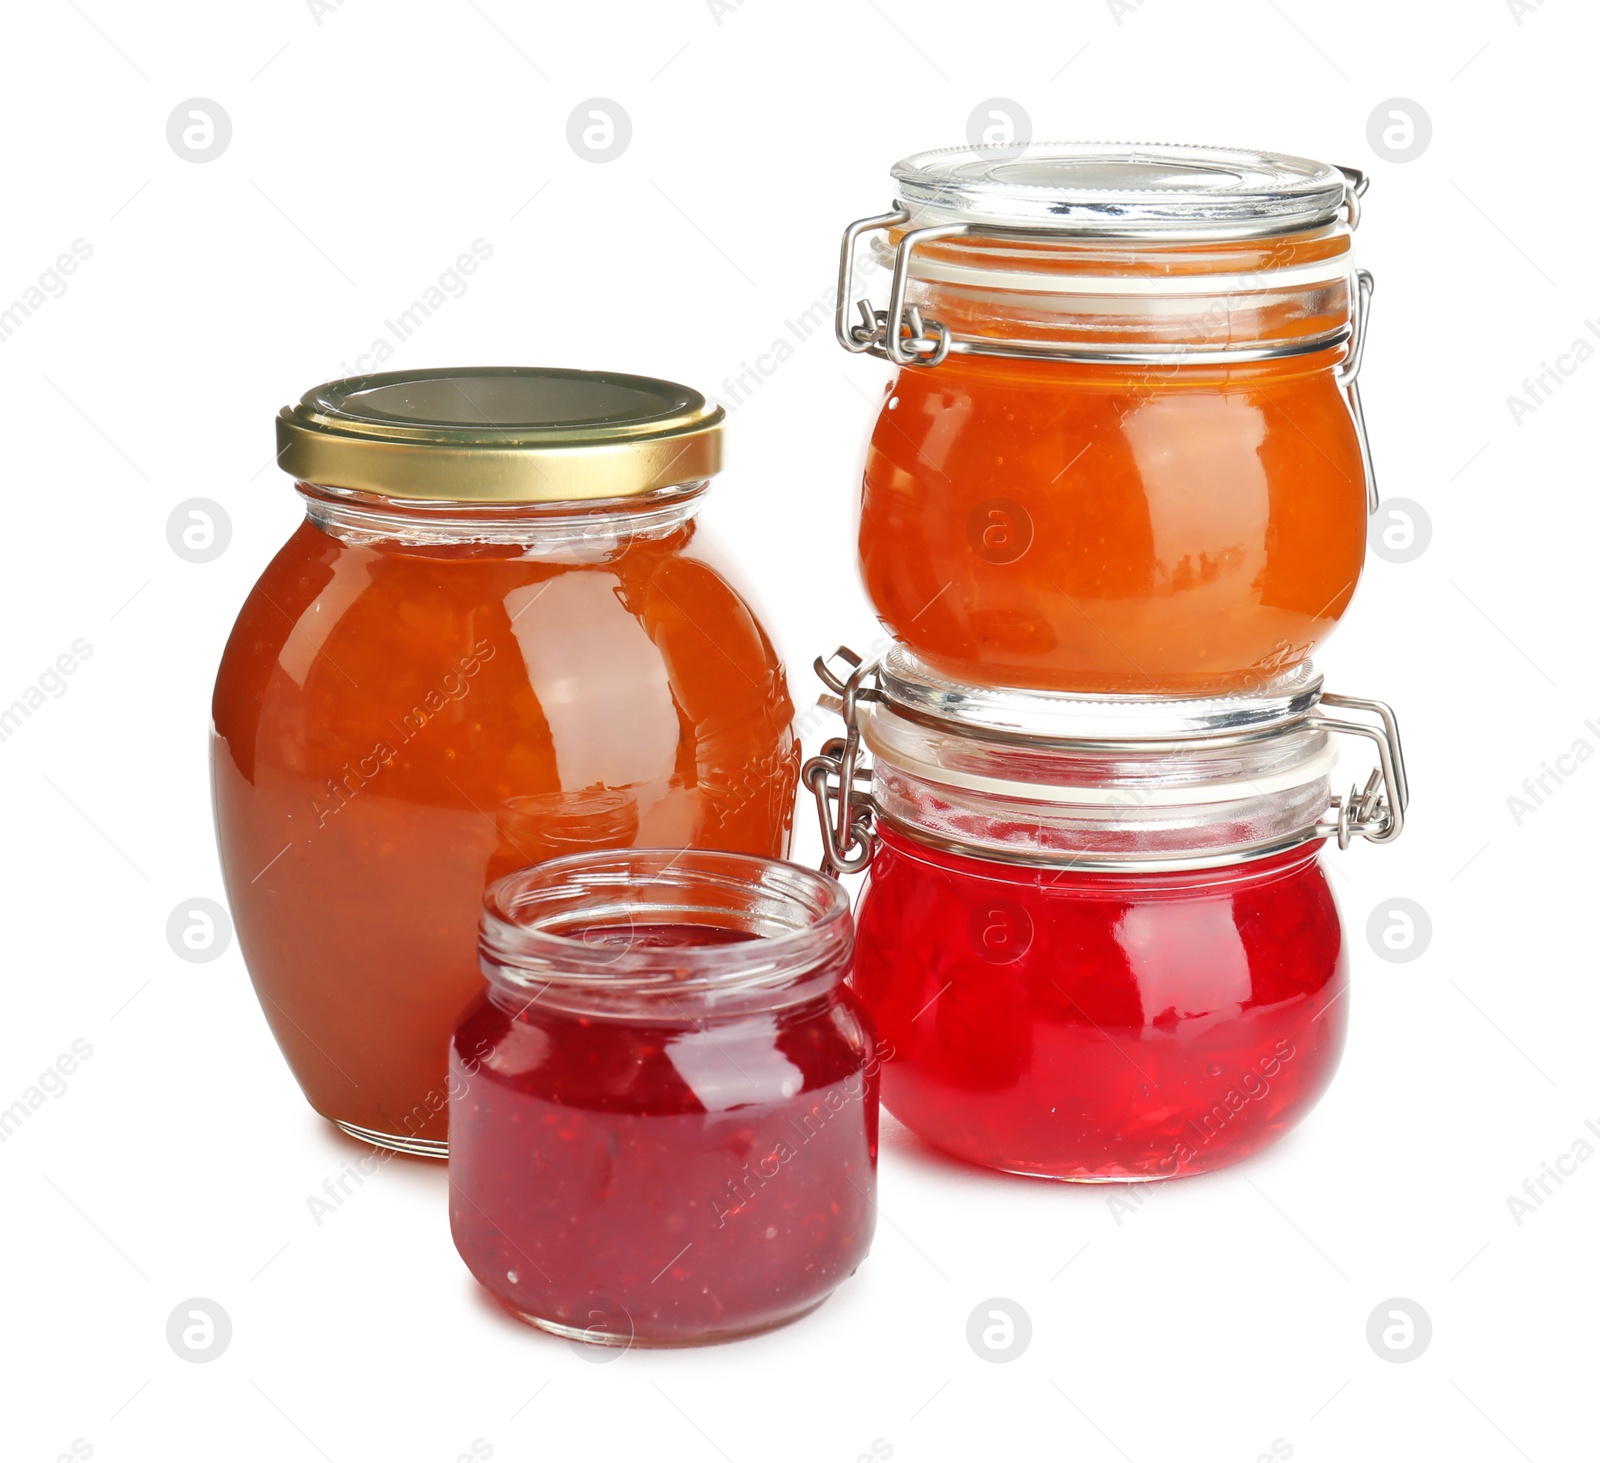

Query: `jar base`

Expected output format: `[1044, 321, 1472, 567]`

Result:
[911, 1136, 1288, 1184]
[332, 1119, 448, 1160]
[892, 1119, 1249, 1183]
[502, 1293, 833, 1349]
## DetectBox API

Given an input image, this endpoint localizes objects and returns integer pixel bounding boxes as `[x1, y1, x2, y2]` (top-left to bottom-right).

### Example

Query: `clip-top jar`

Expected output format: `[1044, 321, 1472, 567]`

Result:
[212, 367, 800, 1156]
[839, 143, 1377, 694]
[805, 646, 1407, 1181]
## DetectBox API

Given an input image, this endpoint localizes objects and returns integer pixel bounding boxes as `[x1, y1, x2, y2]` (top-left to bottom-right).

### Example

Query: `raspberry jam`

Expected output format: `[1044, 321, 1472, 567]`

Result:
[853, 826, 1346, 1179]
[448, 850, 879, 1346]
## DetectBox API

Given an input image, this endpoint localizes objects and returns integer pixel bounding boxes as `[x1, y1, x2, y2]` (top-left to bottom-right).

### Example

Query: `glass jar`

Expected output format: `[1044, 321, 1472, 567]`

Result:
[805, 647, 1408, 1180]
[212, 368, 800, 1156]
[838, 143, 1377, 694]
[449, 849, 879, 1347]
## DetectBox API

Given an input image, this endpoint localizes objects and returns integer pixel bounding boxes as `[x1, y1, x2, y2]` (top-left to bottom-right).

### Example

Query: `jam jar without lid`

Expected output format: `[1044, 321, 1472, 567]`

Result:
[211, 368, 801, 1156]
[804, 646, 1408, 1181]
[449, 848, 880, 1347]
[838, 143, 1378, 695]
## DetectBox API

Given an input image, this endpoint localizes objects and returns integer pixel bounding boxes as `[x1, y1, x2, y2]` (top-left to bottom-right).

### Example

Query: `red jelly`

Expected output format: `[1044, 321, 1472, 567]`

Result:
[806, 646, 1407, 1181]
[449, 850, 879, 1346]
[854, 827, 1345, 1179]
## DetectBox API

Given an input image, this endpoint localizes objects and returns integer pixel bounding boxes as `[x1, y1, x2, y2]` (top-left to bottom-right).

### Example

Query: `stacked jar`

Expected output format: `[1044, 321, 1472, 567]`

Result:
[808, 143, 1409, 1180]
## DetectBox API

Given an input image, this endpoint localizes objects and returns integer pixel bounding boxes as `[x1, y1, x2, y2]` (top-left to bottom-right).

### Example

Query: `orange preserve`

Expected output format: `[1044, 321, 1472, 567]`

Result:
[841, 143, 1377, 693]
[212, 369, 800, 1155]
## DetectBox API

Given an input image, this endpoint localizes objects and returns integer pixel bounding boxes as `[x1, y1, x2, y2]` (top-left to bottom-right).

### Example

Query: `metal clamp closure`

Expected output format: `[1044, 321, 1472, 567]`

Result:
[1338, 164, 1370, 230]
[1308, 693, 1409, 848]
[836, 205, 1381, 511]
[836, 210, 1361, 370]
[801, 648, 881, 875]
[1337, 267, 1379, 513]
[835, 210, 910, 355]
[803, 649, 1408, 866]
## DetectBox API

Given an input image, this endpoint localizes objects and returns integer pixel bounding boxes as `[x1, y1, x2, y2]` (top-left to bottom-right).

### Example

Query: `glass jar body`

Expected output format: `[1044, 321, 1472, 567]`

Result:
[851, 825, 1347, 1180]
[860, 352, 1365, 694]
[448, 979, 879, 1345]
[211, 490, 800, 1154]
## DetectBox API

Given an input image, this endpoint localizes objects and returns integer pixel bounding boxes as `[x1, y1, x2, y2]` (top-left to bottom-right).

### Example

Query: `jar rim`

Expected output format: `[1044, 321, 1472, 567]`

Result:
[297, 478, 707, 547]
[479, 848, 853, 1004]
[876, 817, 1325, 884]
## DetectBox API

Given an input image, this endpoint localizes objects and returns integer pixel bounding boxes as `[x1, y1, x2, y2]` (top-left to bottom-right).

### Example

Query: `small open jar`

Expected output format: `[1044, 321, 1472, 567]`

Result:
[805, 647, 1407, 1181]
[838, 143, 1377, 694]
[448, 849, 879, 1346]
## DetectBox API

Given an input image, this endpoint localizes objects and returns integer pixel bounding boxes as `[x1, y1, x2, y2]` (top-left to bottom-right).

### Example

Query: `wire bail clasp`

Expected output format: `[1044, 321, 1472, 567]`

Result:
[835, 210, 956, 368]
[801, 647, 881, 875]
[1311, 693, 1409, 849]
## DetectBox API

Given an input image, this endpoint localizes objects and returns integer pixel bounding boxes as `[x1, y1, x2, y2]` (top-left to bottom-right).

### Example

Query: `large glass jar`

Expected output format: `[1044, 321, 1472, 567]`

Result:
[450, 849, 879, 1347]
[212, 368, 800, 1156]
[805, 647, 1407, 1180]
[839, 143, 1377, 694]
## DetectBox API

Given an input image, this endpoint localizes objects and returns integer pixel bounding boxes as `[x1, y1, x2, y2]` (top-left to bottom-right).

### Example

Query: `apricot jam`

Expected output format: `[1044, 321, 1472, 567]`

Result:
[212, 369, 799, 1155]
[841, 143, 1375, 693]
[449, 851, 878, 1345]
[860, 349, 1365, 692]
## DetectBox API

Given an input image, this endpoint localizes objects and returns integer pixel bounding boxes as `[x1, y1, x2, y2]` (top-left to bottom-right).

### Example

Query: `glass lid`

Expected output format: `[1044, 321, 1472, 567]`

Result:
[891, 142, 1352, 235]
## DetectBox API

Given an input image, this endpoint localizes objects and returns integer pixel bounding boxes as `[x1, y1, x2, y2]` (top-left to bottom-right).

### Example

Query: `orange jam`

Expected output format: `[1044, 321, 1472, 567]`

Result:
[860, 346, 1365, 694]
[847, 146, 1372, 694]
[213, 501, 797, 1151]
[211, 368, 799, 1154]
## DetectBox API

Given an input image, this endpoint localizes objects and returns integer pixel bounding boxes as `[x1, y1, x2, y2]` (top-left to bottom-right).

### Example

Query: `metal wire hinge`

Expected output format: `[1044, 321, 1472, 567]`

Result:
[1338, 267, 1379, 514]
[1331, 169, 1380, 515]
[1310, 693, 1410, 849]
[1338, 165, 1369, 230]
[801, 648, 881, 875]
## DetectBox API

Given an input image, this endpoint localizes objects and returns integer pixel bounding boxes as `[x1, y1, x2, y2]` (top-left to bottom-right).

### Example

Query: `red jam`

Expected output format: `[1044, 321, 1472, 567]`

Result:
[852, 826, 1347, 1179]
[448, 920, 880, 1345]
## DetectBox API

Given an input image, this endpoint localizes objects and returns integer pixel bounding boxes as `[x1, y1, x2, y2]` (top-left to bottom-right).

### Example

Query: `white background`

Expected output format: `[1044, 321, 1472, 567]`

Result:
[1, 1, 1593, 1459]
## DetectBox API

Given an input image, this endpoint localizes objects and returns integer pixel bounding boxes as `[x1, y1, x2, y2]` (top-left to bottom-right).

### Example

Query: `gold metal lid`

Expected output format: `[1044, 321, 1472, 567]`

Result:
[276, 366, 723, 503]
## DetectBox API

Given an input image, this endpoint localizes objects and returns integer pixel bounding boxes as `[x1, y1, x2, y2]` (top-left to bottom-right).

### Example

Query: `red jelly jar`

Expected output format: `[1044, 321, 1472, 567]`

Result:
[805, 647, 1408, 1181]
[449, 849, 879, 1347]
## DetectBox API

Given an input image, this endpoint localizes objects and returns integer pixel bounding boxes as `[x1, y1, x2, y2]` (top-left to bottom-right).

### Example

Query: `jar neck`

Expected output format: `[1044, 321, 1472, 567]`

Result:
[479, 849, 853, 1022]
[298, 479, 707, 554]
[890, 345, 1350, 390]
